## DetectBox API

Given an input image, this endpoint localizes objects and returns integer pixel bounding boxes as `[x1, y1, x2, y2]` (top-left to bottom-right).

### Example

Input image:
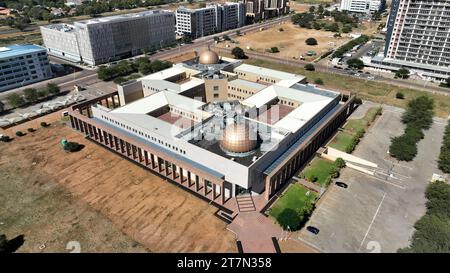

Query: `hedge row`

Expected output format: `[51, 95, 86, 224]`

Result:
[332, 35, 370, 58]
[389, 96, 434, 161]
[438, 121, 450, 173]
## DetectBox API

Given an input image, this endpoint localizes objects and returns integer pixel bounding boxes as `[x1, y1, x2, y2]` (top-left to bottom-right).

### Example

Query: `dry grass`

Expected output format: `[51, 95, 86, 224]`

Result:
[244, 59, 450, 118]
[0, 118, 237, 253]
[218, 22, 350, 61]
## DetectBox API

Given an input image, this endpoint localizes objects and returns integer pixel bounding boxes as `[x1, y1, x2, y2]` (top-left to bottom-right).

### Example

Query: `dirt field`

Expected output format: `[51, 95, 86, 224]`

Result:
[0, 119, 237, 253]
[219, 22, 351, 61]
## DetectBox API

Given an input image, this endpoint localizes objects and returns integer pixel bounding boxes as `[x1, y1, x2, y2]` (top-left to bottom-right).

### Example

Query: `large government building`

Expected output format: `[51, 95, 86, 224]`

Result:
[67, 49, 355, 208]
[40, 10, 176, 65]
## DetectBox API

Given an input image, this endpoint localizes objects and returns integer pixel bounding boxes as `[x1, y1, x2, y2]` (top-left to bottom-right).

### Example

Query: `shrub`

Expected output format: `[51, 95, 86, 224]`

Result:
[314, 78, 324, 85]
[276, 208, 301, 231]
[267, 47, 280, 53]
[278, 28, 284, 32]
[46, 83, 60, 95]
[40, 122, 50, 127]
[7, 93, 26, 108]
[396, 92, 405, 99]
[304, 63, 315, 71]
[329, 166, 340, 178]
[355, 128, 365, 139]
[27, 128, 35, 133]
[64, 142, 81, 152]
[438, 121, 450, 173]
[15, 131, 25, 137]
[231, 47, 247, 59]
[334, 158, 346, 168]
[306, 173, 318, 182]
[305, 37, 318, 46]
[0, 135, 12, 142]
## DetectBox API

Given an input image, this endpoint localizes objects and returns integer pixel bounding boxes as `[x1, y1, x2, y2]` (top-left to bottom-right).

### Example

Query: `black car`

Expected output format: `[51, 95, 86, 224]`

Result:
[335, 181, 348, 188]
[306, 226, 320, 235]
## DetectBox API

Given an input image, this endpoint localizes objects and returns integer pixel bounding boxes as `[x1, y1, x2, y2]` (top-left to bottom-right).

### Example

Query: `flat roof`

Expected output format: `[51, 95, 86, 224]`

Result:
[243, 84, 339, 133]
[234, 64, 306, 82]
[75, 10, 170, 25]
[0, 44, 45, 59]
[228, 78, 267, 91]
[109, 91, 210, 137]
[141, 66, 186, 81]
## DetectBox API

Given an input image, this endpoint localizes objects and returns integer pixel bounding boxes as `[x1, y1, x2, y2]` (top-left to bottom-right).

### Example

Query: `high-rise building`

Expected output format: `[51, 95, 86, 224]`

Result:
[378, 0, 450, 80]
[41, 10, 176, 65]
[339, 0, 385, 14]
[175, 3, 246, 39]
[0, 44, 52, 92]
[242, 0, 289, 23]
[176, 5, 222, 39]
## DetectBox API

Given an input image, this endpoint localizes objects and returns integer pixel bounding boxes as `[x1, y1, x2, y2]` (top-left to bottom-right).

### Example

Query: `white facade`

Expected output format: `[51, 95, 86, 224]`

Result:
[175, 3, 246, 39]
[0, 44, 52, 92]
[339, 0, 383, 14]
[377, 0, 450, 80]
[41, 10, 176, 65]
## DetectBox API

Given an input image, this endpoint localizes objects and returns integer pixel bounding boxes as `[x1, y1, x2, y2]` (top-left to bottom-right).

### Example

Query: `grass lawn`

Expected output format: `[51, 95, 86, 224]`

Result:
[329, 132, 354, 152]
[301, 157, 336, 187]
[244, 59, 450, 118]
[269, 184, 317, 220]
[344, 119, 368, 133]
[343, 106, 381, 133]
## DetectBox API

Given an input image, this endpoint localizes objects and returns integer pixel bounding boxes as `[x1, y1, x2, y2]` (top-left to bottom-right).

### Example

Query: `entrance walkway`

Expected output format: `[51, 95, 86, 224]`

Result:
[227, 195, 283, 253]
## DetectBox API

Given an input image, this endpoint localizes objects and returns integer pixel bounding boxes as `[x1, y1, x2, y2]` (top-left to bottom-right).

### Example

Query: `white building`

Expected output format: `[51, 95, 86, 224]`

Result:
[339, 0, 384, 14]
[175, 2, 246, 39]
[367, 0, 450, 81]
[0, 44, 52, 92]
[41, 10, 176, 65]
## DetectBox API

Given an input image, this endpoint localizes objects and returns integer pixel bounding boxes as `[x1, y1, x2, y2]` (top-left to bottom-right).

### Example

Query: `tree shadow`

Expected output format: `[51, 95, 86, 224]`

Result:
[5, 235, 25, 253]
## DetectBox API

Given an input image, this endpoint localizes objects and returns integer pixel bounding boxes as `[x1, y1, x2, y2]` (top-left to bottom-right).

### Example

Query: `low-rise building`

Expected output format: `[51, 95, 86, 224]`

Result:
[0, 44, 52, 92]
[339, 0, 384, 14]
[67, 49, 355, 208]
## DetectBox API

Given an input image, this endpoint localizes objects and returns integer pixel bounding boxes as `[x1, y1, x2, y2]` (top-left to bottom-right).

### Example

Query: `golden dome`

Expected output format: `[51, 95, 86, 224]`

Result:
[220, 124, 257, 154]
[198, 49, 220, 65]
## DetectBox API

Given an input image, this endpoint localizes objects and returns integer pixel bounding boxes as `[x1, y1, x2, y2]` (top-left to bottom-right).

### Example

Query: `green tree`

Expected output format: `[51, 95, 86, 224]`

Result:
[276, 208, 301, 231]
[347, 58, 364, 70]
[342, 24, 352, 33]
[395, 68, 410, 79]
[23, 88, 38, 102]
[389, 134, 417, 161]
[396, 92, 405, 99]
[231, 47, 247, 59]
[305, 37, 318, 46]
[309, 6, 315, 13]
[7, 93, 25, 108]
[304, 64, 315, 71]
[46, 83, 60, 95]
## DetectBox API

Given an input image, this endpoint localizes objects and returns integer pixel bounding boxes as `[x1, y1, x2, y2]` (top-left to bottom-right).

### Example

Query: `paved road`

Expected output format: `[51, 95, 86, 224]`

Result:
[215, 47, 450, 96]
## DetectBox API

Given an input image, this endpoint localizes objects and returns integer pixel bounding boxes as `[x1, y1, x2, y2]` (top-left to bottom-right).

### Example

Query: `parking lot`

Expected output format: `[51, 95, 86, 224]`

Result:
[296, 102, 446, 253]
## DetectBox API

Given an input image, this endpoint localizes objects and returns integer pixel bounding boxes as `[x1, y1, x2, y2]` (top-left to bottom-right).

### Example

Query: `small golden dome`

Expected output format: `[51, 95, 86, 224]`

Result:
[220, 124, 257, 154]
[198, 49, 220, 65]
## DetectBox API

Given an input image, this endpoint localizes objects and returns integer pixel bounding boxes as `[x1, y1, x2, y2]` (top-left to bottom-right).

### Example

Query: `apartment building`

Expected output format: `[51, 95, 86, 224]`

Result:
[0, 44, 52, 92]
[41, 10, 176, 65]
[243, 0, 289, 22]
[176, 3, 246, 39]
[370, 0, 450, 80]
[339, 0, 384, 14]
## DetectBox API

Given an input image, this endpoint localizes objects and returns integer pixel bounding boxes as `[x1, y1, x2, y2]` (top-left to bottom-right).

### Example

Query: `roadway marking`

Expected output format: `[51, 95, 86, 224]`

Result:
[359, 192, 386, 251]
[294, 236, 324, 253]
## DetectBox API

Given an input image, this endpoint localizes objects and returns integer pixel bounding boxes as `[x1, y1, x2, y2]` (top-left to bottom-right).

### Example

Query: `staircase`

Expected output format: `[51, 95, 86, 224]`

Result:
[236, 194, 256, 212]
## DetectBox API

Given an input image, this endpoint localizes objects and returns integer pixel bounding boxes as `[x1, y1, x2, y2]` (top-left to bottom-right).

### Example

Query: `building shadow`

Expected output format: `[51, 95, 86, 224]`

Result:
[4, 235, 25, 253]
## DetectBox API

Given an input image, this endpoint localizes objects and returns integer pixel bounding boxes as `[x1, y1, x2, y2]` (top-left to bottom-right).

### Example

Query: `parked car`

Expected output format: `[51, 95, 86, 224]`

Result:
[306, 226, 320, 235]
[335, 181, 348, 188]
